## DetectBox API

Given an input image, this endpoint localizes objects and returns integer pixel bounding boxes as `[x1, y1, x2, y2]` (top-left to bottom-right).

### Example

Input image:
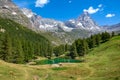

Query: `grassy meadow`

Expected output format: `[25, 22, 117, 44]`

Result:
[0, 36, 120, 80]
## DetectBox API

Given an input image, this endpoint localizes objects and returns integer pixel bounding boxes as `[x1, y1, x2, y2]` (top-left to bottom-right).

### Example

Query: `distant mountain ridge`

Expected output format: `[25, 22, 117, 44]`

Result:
[103, 23, 120, 33]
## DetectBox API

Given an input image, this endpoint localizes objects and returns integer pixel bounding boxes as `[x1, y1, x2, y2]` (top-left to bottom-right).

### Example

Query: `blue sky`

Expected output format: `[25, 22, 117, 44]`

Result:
[12, 0, 120, 25]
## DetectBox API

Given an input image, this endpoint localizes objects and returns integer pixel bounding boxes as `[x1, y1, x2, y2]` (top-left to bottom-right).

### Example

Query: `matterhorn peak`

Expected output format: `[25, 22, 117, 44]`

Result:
[83, 11, 89, 16]
[77, 12, 90, 21]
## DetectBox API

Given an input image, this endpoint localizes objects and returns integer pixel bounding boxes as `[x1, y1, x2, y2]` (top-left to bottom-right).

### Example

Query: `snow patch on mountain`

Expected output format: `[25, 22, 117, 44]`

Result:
[12, 12, 17, 15]
[21, 8, 34, 18]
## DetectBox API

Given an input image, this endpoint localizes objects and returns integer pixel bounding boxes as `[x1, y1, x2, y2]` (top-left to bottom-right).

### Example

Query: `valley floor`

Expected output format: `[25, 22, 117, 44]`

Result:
[0, 36, 120, 80]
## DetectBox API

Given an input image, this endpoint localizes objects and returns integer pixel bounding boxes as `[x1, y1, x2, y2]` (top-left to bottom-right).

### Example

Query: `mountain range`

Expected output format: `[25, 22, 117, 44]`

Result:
[0, 0, 120, 44]
[21, 8, 101, 32]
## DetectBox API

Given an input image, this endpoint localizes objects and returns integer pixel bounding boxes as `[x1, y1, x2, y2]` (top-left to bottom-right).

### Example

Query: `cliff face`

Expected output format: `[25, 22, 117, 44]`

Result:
[0, 0, 32, 28]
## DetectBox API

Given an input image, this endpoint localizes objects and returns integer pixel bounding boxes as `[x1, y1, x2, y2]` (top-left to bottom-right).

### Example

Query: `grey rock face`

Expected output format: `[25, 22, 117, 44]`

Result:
[0, 0, 32, 28]
[21, 8, 73, 32]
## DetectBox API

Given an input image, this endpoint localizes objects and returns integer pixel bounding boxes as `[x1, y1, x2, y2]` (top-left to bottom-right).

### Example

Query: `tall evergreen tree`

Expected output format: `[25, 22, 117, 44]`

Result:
[112, 31, 115, 37]
[65, 44, 69, 52]
[3, 33, 13, 62]
[101, 32, 111, 42]
[0, 33, 5, 59]
[81, 39, 89, 56]
[69, 43, 77, 59]
[75, 39, 88, 56]
[95, 34, 101, 46]
[53, 44, 65, 57]
[14, 39, 24, 63]
[87, 35, 96, 49]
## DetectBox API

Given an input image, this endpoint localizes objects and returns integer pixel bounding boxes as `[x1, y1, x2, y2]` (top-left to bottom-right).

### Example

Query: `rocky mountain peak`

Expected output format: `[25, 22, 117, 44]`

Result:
[78, 12, 101, 31]
[77, 12, 90, 21]
[65, 12, 101, 31]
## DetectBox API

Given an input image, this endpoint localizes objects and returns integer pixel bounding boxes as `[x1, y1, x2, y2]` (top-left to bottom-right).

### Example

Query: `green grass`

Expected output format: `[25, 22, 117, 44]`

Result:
[84, 36, 120, 80]
[52, 67, 68, 71]
[0, 36, 120, 80]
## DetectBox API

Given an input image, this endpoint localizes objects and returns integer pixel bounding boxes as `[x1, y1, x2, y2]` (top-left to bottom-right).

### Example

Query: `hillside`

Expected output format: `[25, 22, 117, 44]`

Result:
[0, 18, 52, 63]
[0, 36, 120, 80]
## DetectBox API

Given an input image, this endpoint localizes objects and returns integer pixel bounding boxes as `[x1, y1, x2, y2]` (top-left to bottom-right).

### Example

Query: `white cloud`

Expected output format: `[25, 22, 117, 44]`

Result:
[35, 0, 49, 7]
[83, 7, 99, 14]
[98, 4, 102, 7]
[69, 1, 72, 3]
[83, 4, 103, 14]
[106, 14, 115, 18]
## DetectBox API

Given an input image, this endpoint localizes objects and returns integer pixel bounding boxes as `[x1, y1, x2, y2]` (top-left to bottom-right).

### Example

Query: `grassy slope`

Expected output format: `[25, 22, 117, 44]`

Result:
[84, 36, 120, 80]
[39, 32, 62, 45]
[0, 36, 120, 80]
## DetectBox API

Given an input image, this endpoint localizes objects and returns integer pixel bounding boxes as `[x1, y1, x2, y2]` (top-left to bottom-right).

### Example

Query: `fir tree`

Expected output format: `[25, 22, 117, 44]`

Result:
[112, 31, 115, 37]
[69, 43, 77, 59]
[95, 34, 101, 46]
[14, 39, 24, 64]
[3, 33, 13, 62]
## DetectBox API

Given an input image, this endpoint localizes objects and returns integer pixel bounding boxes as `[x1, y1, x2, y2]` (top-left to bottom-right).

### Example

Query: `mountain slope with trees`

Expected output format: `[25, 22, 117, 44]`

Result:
[53, 31, 112, 59]
[0, 18, 52, 63]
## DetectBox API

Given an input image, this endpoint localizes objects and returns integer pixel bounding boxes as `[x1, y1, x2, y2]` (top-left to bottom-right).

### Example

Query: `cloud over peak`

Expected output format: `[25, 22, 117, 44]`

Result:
[106, 14, 115, 18]
[83, 7, 99, 14]
[83, 4, 103, 14]
[35, 0, 49, 8]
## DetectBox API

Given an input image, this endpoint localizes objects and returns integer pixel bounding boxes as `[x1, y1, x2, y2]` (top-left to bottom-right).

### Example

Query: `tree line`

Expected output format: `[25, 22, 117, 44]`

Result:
[53, 31, 115, 59]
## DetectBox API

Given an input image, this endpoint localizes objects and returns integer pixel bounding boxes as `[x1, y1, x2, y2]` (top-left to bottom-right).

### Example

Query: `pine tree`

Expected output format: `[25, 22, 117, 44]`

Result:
[101, 32, 111, 42]
[0, 33, 4, 59]
[87, 35, 96, 49]
[3, 33, 13, 62]
[46, 43, 53, 59]
[65, 44, 68, 52]
[95, 34, 101, 46]
[112, 31, 115, 37]
[14, 39, 24, 64]
[53, 44, 65, 57]
[69, 43, 77, 59]
[91, 35, 96, 48]
[75, 39, 82, 56]
[81, 39, 89, 56]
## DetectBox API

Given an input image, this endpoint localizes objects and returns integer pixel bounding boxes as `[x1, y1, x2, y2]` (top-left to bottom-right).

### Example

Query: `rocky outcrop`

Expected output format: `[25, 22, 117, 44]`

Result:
[0, 0, 32, 28]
